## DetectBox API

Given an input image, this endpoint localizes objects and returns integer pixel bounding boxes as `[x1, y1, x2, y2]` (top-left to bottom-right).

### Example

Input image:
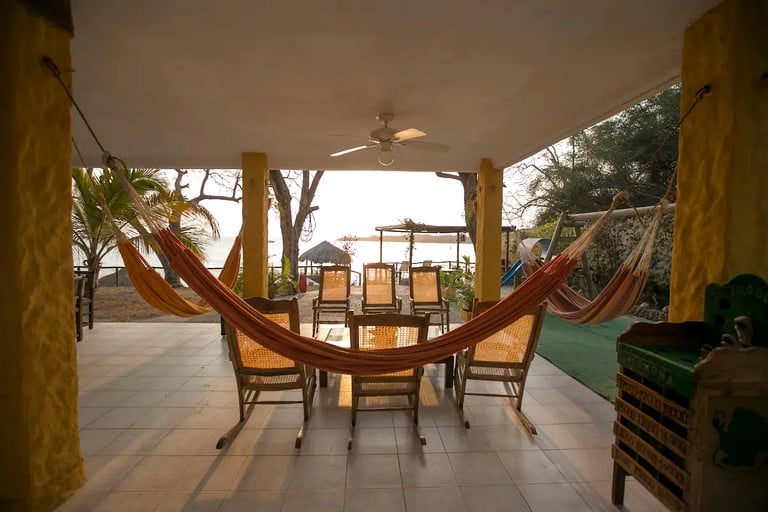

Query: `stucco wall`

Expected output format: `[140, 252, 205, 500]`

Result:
[0, 2, 84, 510]
[669, 0, 768, 321]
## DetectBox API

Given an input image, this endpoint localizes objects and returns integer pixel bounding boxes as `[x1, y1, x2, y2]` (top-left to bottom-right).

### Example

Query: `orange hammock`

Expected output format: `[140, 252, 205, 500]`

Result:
[116, 232, 242, 317]
[77, 161, 243, 318]
[519, 202, 665, 324]
[111, 157, 621, 375]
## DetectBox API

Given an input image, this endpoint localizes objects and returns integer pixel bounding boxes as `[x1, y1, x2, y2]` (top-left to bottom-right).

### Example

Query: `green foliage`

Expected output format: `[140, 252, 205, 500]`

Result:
[508, 85, 681, 225]
[269, 257, 298, 298]
[444, 255, 475, 311]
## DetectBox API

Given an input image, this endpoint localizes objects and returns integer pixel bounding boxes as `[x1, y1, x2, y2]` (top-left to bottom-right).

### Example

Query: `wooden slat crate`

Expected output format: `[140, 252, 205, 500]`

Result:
[612, 274, 768, 511]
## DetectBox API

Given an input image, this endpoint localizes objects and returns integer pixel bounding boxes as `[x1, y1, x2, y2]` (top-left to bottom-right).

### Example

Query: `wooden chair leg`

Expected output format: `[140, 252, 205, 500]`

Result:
[217, 400, 255, 449]
[611, 461, 627, 506]
[454, 361, 470, 428]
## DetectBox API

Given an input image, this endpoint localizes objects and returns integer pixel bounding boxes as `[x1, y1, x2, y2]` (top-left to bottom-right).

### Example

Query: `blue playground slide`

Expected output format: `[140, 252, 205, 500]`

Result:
[501, 259, 523, 286]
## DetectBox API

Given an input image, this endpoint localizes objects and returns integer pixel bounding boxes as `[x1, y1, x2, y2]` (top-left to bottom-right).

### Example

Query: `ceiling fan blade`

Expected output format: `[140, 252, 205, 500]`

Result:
[398, 139, 450, 152]
[330, 144, 374, 157]
[394, 128, 426, 142]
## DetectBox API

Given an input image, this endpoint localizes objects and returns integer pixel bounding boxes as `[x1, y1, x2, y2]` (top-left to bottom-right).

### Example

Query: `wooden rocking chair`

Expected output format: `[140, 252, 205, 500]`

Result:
[347, 312, 429, 448]
[455, 301, 546, 434]
[219, 297, 317, 449]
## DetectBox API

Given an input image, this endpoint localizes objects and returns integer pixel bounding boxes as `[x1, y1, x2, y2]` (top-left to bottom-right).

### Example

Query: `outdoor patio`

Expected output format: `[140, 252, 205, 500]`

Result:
[57, 322, 665, 512]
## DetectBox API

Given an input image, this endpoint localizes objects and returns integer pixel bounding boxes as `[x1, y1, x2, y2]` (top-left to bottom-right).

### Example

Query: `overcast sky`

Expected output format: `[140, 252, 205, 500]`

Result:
[200, 170, 473, 241]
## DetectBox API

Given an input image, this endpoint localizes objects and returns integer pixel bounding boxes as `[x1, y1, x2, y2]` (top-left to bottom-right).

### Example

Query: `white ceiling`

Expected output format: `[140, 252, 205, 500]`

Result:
[70, 0, 718, 172]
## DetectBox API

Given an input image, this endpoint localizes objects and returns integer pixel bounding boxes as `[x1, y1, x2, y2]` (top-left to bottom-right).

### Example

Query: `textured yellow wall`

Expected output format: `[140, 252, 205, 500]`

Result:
[0, 2, 84, 511]
[474, 158, 503, 302]
[242, 152, 270, 298]
[669, 0, 768, 321]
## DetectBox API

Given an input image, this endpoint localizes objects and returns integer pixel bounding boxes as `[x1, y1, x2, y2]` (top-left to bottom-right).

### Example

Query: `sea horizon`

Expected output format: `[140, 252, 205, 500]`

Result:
[78, 236, 476, 278]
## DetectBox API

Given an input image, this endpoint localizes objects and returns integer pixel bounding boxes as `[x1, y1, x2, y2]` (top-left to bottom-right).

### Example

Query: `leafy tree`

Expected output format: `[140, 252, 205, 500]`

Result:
[506, 86, 681, 225]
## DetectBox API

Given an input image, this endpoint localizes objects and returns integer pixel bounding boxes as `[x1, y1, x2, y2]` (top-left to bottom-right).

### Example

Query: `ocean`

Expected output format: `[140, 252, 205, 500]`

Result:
[83, 236, 476, 278]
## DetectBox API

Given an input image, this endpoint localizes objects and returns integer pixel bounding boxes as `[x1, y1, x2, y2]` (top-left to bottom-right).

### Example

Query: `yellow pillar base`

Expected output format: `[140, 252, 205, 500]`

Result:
[669, 0, 768, 321]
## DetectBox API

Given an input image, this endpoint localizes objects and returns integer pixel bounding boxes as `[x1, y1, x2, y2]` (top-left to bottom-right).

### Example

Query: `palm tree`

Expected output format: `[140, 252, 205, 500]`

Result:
[72, 168, 220, 286]
[72, 167, 168, 274]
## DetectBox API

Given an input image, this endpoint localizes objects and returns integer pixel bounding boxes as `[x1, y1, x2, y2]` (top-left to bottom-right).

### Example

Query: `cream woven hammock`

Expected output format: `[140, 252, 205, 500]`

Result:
[519, 202, 666, 324]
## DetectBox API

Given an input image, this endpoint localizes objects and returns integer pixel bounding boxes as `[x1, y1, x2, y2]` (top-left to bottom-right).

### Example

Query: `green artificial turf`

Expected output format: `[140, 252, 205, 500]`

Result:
[535, 313, 636, 402]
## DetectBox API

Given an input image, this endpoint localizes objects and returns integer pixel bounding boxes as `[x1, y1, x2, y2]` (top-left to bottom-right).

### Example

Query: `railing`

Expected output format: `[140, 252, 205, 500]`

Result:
[77, 259, 476, 288]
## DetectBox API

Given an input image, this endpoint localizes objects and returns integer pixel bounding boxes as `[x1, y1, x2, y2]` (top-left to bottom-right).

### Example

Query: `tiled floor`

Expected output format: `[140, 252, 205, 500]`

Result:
[58, 322, 666, 511]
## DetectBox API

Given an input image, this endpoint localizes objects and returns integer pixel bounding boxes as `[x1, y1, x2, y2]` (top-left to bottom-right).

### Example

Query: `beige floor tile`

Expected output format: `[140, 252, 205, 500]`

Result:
[394, 426, 445, 453]
[345, 489, 406, 511]
[70, 322, 626, 510]
[438, 426, 495, 452]
[86, 406, 154, 429]
[403, 487, 468, 512]
[226, 427, 302, 455]
[460, 484, 531, 512]
[399, 453, 457, 488]
[448, 452, 513, 486]
[113, 455, 193, 491]
[154, 491, 226, 511]
[79, 429, 123, 456]
[178, 406, 241, 428]
[160, 390, 208, 407]
[282, 490, 344, 512]
[296, 428, 349, 455]
[481, 425, 539, 451]
[288, 454, 347, 490]
[78, 407, 111, 430]
[88, 491, 166, 512]
[231, 455, 297, 490]
[151, 428, 220, 456]
[572, 480, 667, 512]
[99, 427, 169, 455]
[80, 455, 143, 492]
[346, 454, 402, 489]
[543, 447, 614, 482]
[132, 407, 194, 428]
[517, 482, 591, 512]
[349, 427, 397, 454]
[219, 491, 284, 512]
[172, 455, 247, 491]
[497, 450, 567, 484]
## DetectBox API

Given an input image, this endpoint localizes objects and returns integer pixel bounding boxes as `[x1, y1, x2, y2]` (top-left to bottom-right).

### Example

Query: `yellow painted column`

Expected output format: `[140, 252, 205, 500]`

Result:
[669, 0, 768, 321]
[241, 152, 270, 297]
[474, 158, 503, 302]
[0, 2, 85, 511]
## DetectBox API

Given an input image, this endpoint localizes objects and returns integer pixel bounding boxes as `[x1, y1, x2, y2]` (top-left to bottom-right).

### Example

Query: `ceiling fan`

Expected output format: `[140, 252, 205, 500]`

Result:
[330, 113, 449, 166]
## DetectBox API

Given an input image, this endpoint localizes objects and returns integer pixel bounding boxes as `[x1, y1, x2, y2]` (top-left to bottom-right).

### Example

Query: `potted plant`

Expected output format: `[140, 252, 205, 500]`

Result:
[453, 277, 475, 322]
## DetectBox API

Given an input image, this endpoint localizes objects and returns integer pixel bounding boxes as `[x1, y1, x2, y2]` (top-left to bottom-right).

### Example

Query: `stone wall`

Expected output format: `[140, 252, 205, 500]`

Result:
[583, 213, 675, 318]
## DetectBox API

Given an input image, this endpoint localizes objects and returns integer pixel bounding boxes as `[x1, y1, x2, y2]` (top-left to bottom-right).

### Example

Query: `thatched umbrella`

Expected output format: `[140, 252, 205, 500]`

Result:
[299, 240, 351, 265]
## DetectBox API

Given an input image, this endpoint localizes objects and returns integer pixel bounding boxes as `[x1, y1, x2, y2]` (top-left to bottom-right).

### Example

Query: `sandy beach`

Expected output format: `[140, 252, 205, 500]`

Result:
[93, 282, 466, 325]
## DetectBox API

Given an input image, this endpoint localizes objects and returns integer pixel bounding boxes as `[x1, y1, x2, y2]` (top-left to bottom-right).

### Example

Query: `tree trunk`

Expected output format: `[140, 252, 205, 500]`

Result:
[269, 170, 325, 291]
[435, 171, 478, 249]
[160, 220, 183, 287]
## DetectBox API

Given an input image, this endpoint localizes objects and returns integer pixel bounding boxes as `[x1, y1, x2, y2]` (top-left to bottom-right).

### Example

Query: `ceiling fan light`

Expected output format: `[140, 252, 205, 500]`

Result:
[377, 148, 394, 166]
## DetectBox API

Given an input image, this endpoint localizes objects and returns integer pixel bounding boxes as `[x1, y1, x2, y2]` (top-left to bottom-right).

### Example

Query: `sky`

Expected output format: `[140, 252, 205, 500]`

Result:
[197, 170, 475, 241]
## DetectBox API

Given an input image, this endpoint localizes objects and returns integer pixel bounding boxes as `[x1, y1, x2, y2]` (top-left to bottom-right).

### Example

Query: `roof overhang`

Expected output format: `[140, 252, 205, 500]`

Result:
[70, 1, 719, 171]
